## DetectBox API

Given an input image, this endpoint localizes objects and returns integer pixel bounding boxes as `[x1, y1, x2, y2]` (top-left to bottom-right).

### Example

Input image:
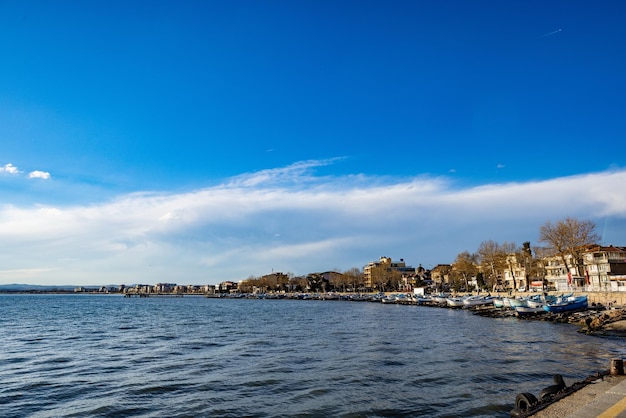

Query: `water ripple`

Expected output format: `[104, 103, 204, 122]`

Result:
[1, 295, 624, 417]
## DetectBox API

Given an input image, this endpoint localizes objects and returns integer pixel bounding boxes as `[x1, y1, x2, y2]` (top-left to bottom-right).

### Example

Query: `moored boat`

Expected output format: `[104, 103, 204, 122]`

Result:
[515, 305, 547, 317]
[446, 297, 466, 308]
[493, 298, 505, 309]
[463, 295, 494, 308]
[506, 297, 528, 308]
[543, 295, 588, 313]
[431, 293, 451, 305]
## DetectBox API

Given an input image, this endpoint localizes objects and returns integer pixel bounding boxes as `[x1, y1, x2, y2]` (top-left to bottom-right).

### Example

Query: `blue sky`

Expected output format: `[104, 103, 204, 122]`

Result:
[1, 1, 625, 285]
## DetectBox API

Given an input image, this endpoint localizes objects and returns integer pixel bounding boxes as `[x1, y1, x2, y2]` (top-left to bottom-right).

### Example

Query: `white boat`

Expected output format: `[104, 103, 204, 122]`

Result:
[446, 297, 466, 308]
[506, 297, 528, 308]
[431, 293, 451, 304]
[492, 298, 505, 309]
[463, 295, 494, 308]
[380, 295, 396, 304]
[394, 293, 412, 304]
[525, 297, 546, 309]
[515, 305, 546, 316]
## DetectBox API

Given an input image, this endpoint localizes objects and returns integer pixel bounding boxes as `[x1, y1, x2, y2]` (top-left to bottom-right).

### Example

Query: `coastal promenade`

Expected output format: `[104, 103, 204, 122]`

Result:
[529, 374, 626, 418]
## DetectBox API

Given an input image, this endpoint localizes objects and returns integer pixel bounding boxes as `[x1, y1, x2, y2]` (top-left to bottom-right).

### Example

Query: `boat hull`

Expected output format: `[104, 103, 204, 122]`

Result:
[543, 296, 588, 313]
[515, 306, 546, 316]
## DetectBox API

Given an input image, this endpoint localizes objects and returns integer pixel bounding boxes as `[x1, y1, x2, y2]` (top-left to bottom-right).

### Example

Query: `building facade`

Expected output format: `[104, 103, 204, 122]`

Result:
[583, 245, 626, 291]
[363, 256, 416, 290]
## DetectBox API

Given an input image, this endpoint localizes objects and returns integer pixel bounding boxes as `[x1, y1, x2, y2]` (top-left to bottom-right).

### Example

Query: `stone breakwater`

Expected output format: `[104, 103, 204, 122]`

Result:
[470, 299, 626, 337]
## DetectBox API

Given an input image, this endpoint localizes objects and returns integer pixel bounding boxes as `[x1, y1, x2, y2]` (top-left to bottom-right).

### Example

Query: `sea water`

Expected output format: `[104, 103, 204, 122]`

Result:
[0, 294, 624, 417]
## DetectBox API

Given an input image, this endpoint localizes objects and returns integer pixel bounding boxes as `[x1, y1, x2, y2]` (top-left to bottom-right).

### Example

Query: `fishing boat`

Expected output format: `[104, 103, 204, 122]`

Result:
[543, 295, 588, 313]
[415, 295, 433, 305]
[446, 297, 466, 308]
[515, 305, 547, 317]
[525, 293, 562, 308]
[462, 295, 494, 308]
[492, 298, 503, 308]
[506, 297, 528, 309]
[431, 293, 451, 305]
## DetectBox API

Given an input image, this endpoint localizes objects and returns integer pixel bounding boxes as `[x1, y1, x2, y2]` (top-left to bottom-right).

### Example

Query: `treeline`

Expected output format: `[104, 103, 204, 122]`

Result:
[448, 217, 599, 291]
[236, 217, 600, 294]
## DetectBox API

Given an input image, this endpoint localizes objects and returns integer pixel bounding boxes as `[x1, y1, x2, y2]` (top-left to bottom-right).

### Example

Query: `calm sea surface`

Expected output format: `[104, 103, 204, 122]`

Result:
[1, 294, 624, 417]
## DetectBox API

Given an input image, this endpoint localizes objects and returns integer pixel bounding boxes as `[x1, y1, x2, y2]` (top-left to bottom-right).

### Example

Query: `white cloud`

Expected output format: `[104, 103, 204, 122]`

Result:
[0, 163, 52, 179]
[1, 162, 625, 286]
[0, 163, 20, 174]
[28, 170, 51, 179]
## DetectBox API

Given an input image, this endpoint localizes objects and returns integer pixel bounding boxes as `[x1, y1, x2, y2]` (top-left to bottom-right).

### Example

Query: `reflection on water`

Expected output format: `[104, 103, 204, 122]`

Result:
[0, 294, 624, 417]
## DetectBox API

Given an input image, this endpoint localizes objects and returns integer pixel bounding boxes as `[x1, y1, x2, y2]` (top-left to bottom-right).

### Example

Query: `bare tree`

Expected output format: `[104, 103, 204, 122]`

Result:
[501, 241, 520, 288]
[452, 251, 478, 291]
[531, 245, 551, 288]
[370, 267, 387, 292]
[476, 240, 507, 290]
[538, 217, 600, 276]
[521, 241, 533, 289]
[342, 267, 363, 292]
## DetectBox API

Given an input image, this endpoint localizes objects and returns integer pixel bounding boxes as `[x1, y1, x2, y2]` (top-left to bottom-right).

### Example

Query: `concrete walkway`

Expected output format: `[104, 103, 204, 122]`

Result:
[567, 377, 626, 418]
[530, 376, 626, 418]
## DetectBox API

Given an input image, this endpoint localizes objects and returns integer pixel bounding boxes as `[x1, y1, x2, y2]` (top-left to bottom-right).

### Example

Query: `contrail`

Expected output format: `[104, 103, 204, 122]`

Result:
[538, 28, 562, 39]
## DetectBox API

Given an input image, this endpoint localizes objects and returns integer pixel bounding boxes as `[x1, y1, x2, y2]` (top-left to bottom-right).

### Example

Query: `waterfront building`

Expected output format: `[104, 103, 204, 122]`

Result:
[217, 281, 237, 293]
[583, 245, 626, 292]
[155, 283, 177, 293]
[543, 253, 580, 291]
[502, 253, 529, 291]
[430, 264, 452, 290]
[363, 257, 416, 290]
[540, 245, 626, 291]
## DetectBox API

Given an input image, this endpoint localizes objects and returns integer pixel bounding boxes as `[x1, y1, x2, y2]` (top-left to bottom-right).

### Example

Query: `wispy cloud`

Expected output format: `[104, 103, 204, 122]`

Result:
[227, 158, 344, 187]
[1, 161, 625, 285]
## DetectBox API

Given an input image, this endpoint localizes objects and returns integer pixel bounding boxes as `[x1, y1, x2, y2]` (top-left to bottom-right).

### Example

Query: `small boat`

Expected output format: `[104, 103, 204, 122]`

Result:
[351, 294, 373, 302]
[543, 295, 588, 313]
[381, 294, 398, 304]
[515, 305, 547, 317]
[504, 298, 528, 309]
[431, 293, 451, 305]
[463, 295, 494, 308]
[492, 298, 505, 309]
[525, 294, 554, 308]
[446, 297, 466, 308]
[393, 293, 412, 304]
[525, 297, 545, 309]
[416, 295, 433, 305]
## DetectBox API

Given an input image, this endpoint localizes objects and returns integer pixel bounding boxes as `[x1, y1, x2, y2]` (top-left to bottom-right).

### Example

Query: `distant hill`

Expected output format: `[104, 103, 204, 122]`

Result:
[0, 283, 80, 292]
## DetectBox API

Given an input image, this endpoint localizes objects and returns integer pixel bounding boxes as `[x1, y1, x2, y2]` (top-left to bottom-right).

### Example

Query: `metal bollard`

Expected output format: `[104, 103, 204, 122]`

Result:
[610, 358, 624, 376]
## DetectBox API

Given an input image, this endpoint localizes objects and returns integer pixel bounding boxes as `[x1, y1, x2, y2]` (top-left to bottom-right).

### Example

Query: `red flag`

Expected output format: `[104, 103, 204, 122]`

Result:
[567, 271, 572, 285]
[585, 270, 590, 285]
